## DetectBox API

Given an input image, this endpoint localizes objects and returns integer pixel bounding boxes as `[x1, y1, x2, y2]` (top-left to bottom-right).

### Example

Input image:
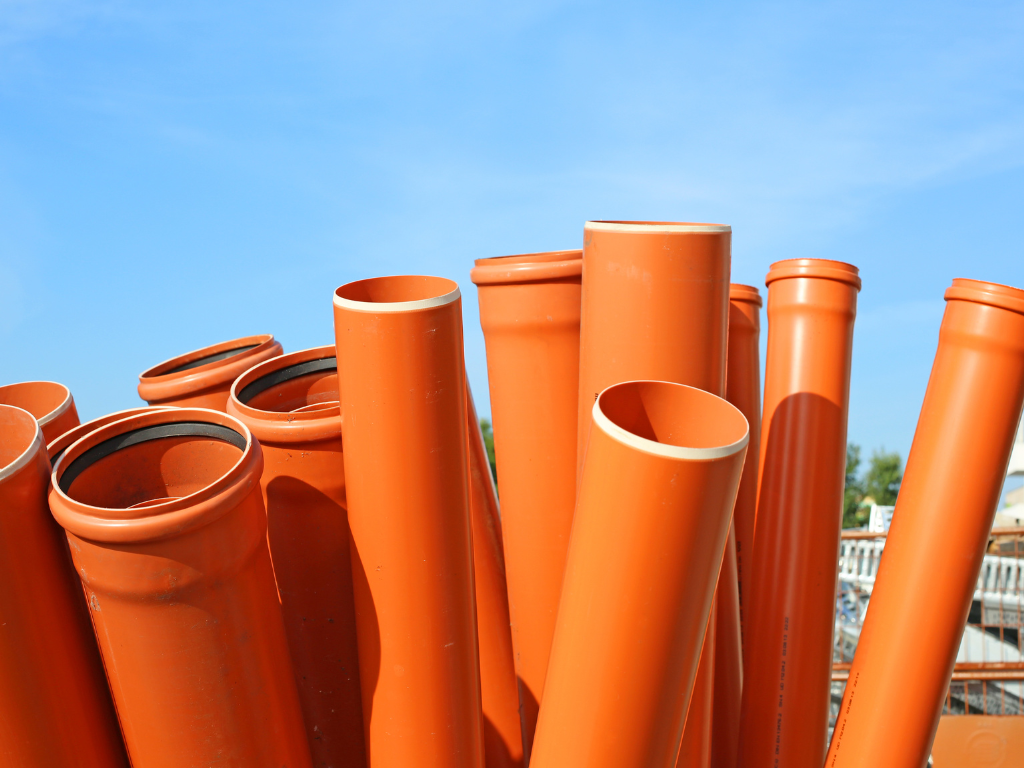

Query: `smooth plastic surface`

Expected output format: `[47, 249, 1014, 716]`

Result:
[530, 381, 748, 768]
[679, 602, 717, 768]
[0, 405, 128, 767]
[577, 221, 732, 763]
[138, 334, 283, 410]
[334, 276, 484, 768]
[930, 716, 1024, 767]
[48, 408, 312, 768]
[710, 531, 742, 768]
[825, 279, 1024, 768]
[470, 249, 582, 759]
[738, 259, 860, 768]
[466, 385, 525, 768]
[228, 346, 365, 768]
[0, 380, 80, 443]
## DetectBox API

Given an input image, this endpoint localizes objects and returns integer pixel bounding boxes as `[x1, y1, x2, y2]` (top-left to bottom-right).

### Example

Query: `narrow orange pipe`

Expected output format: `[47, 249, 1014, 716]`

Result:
[0, 405, 128, 766]
[680, 601, 717, 768]
[710, 532, 741, 768]
[138, 334, 283, 410]
[0, 380, 80, 443]
[227, 346, 366, 768]
[576, 221, 731, 761]
[725, 284, 762, 648]
[738, 259, 860, 768]
[825, 279, 1024, 767]
[334, 276, 483, 768]
[470, 249, 582, 759]
[530, 381, 748, 768]
[466, 385, 526, 768]
[48, 408, 311, 767]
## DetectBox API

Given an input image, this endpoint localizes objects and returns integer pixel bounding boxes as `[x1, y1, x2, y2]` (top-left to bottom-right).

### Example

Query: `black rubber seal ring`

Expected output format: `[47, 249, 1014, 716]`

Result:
[58, 421, 247, 495]
[237, 356, 337, 405]
[164, 344, 259, 374]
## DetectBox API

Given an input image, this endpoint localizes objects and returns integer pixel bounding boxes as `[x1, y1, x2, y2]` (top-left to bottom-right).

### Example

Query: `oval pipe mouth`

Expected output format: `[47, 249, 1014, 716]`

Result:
[729, 284, 763, 306]
[164, 344, 259, 374]
[334, 275, 460, 313]
[237, 356, 337, 406]
[140, 334, 277, 381]
[0, 405, 43, 483]
[0, 380, 74, 427]
[585, 221, 731, 234]
[765, 258, 862, 290]
[48, 406, 169, 465]
[593, 380, 748, 461]
[945, 278, 1024, 316]
[470, 250, 583, 286]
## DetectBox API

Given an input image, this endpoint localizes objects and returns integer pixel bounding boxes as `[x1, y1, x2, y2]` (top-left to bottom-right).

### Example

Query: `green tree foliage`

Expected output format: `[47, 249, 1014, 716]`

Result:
[843, 442, 903, 528]
[479, 418, 497, 486]
[843, 443, 865, 528]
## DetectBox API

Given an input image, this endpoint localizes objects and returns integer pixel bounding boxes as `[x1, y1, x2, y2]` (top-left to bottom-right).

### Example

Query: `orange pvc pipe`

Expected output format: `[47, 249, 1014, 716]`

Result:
[0, 380, 80, 443]
[710, 532, 741, 768]
[825, 279, 1024, 767]
[47, 406, 167, 463]
[576, 221, 731, 760]
[0, 405, 128, 766]
[466, 385, 525, 768]
[48, 408, 312, 767]
[333, 276, 483, 768]
[725, 284, 762, 648]
[470, 249, 582, 759]
[680, 601, 717, 768]
[738, 259, 860, 768]
[137, 334, 283, 410]
[227, 346, 366, 768]
[530, 381, 749, 768]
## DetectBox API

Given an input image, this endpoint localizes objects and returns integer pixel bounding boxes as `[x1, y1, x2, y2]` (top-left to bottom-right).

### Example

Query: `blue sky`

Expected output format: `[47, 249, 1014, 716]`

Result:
[2, 0, 1023, 483]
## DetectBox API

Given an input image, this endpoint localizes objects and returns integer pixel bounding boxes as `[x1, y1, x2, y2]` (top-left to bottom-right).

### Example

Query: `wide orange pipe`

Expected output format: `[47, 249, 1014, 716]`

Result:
[333, 276, 483, 768]
[466, 384, 526, 768]
[470, 249, 582, 758]
[137, 333, 283, 410]
[0, 405, 128, 766]
[530, 381, 748, 768]
[0, 380, 80, 443]
[725, 284, 762, 646]
[227, 346, 366, 768]
[48, 408, 312, 767]
[576, 221, 731, 761]
[825, 279, 1024, 767]
[738, 259, 860, 768]
[711, 284, 762, 768]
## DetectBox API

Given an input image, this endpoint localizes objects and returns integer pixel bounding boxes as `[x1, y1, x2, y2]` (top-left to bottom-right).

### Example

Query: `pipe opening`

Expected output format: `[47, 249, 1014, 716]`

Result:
[238, 356, 338, 411]
[58, 421, 247, 508]
[0, 405, 40, 477]
[595, 381, 748, 459]
[0, 381, 71, 425]
[335, 275, 460, 311]
[164, 344, 259, 375]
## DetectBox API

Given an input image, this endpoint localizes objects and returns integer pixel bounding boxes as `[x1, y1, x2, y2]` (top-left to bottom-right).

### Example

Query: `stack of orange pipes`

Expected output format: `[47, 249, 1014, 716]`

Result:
[0, 219, 1021, 768]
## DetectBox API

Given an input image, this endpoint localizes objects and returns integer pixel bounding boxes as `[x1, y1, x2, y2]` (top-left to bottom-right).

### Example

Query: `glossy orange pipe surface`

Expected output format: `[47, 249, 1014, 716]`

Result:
[725, 284, 762, 650]
[738, 259, 860, 768]
[48, 408, 312, 768]
[679, 601, 717, 768]
[470, 249, 582, 758]
[825, 279, 1024, 768]
[577, 221, 731, 759]
[710, 532, 741, 768]
[531, 382, 748, 768]
[47, 406, 167, 463]
[334, 276, 483, 768]
[227, 346, 366, 768]
[137, 333, 283, 410]
[0, 380, 80, 443]
[466, 385, 525, 768]
[0, 405, 128, 767]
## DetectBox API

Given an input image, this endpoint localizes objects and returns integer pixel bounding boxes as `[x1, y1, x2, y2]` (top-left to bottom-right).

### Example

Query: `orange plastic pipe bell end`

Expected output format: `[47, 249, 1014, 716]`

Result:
[48, 408, 312, 767]
[710, 531, 742, 768]
[47, 406, 169, 464]
[334, 276, 484, 768]
[466, 385, 525, 768]
[530, 381, 748, 768]
[470, 249, 582, 758]
[678, 600, 717, 768]
[825, 279, 1024, 767]
[0, 380, 80, 443]
[738, 259, 860, 768]
[137, 334, 283, 411]
[0, 405, 128, 767]
[576, 221, 732, 484]
[227, 346, 366, 768]
[725, 283, 763, 650]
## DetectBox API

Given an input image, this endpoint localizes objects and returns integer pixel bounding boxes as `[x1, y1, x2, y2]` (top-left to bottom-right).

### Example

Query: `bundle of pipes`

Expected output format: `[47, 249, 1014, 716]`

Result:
[0, 220, 1022, 768]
